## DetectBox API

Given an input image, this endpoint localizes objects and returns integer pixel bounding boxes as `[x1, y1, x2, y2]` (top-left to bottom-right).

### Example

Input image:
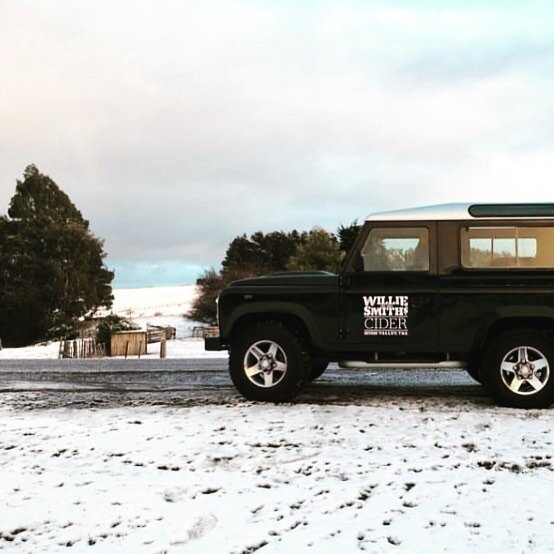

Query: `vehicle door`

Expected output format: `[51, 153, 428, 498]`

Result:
[341, 222, 439, 351]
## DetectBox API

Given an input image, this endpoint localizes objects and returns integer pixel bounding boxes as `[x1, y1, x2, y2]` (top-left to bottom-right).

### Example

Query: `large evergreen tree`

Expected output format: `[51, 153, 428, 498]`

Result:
[287, 228, 344, 273]
[221, 234, 266, 275]
[221, 230, 306, 276]
[0, 165, 114, 346]
[337, 220, 362, 254]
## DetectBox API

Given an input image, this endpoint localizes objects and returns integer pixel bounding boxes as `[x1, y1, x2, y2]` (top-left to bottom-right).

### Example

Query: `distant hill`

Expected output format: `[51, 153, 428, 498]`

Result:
[98, 285, 198, 318]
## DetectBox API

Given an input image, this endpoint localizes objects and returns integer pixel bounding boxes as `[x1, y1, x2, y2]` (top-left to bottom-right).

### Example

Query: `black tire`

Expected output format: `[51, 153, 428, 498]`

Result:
[229, 321, 311, 402]
[466, 366, 482, 384]
[480, 329, 554, 409]
[309, 359, 329, 381]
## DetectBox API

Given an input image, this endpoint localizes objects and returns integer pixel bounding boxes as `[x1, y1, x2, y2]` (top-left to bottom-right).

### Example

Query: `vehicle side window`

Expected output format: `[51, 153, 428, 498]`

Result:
[361, 227, 430, 272]
[461, 226, 554, 268]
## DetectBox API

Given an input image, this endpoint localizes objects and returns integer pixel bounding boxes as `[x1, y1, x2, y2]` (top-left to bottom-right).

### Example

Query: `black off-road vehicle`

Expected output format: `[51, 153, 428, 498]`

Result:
[206, 203, 554, 408]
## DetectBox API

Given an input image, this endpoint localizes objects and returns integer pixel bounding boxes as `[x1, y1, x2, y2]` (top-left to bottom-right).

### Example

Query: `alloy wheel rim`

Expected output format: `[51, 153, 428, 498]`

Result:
[500, 346, 550, 396]
[243, 340, 287, 388]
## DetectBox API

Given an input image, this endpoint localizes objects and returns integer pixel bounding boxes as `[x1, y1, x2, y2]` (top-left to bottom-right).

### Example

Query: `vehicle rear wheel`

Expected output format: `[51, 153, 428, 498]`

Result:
[229, 321, 311, 402]
[480, 329, 554, 409]
[309, 359, 329, 381]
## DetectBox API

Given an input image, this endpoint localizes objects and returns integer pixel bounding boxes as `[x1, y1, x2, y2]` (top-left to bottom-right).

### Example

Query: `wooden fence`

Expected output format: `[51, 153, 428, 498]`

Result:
[111, 331, 147, 357]
[146, 324, 176, 343]
[59, 338, 106, 359]
[191, 326, 219, 338]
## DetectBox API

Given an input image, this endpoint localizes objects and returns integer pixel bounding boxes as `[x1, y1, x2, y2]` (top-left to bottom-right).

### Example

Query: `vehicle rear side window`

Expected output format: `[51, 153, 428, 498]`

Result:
[461, 226, 554, 268]
[361, 227, 429, 271]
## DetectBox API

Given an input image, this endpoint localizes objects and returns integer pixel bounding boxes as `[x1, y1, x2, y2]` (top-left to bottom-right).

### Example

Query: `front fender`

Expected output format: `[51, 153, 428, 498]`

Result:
[222, 301, 323, 348]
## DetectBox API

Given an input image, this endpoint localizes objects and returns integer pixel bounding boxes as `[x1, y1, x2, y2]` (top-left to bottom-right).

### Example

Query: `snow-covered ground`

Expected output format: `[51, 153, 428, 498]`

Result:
[1, 401, 552, 553]
[0, 285, 228, 360]
[2, 285, 553, 552]
[0, 341, 62, 360]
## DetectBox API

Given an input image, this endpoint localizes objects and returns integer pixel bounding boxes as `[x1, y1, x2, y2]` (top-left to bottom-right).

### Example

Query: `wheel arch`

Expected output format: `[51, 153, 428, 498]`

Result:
[476, 313, 554, 352]
[223, 303, 322, 348]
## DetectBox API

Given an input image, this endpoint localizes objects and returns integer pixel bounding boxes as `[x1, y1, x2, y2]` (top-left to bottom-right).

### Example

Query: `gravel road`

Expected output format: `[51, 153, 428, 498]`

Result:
[0, 359, 489, 410]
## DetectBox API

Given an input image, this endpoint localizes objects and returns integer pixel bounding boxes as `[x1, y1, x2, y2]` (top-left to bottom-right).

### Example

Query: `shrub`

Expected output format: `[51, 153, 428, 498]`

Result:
[96, 315, 139, 354]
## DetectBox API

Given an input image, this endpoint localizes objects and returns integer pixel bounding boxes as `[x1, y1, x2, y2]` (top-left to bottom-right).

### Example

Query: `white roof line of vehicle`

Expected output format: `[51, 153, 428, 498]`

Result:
[365, 203, 554, 221]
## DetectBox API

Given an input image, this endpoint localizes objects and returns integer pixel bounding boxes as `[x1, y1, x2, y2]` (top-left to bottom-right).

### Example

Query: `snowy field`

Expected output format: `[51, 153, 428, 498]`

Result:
[100, 285, 199, 319]
[1, 401, 553, 553]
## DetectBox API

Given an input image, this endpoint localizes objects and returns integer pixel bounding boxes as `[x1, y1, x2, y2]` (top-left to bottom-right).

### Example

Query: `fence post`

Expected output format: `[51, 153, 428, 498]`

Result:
[160, 338, 166, 359]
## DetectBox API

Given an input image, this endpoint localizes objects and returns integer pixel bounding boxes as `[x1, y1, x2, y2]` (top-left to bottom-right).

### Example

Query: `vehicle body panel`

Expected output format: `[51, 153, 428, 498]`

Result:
[210, 204, 554, 364]
[218, 273, 341, 350]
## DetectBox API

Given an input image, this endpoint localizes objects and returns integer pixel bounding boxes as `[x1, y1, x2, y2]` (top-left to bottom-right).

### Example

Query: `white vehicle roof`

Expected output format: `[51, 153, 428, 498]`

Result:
[366, 203, 554, 221]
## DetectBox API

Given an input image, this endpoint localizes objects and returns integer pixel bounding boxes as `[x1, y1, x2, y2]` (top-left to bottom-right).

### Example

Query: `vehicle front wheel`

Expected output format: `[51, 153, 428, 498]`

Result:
[480, 329, 554, 409]
[229, 322, 311, 402]
[309, 359, 329, 381]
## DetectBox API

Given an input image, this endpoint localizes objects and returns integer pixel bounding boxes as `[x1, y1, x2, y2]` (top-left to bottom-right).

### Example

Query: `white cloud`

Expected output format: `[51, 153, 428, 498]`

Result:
[1, 1, 554, 279]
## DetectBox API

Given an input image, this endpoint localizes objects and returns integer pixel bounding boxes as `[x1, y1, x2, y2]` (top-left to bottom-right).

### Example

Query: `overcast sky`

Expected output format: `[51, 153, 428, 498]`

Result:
[2, 1, 554, 287]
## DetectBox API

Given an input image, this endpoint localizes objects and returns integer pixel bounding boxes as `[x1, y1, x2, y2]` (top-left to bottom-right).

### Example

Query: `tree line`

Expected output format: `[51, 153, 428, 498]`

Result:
[187, 222, 361, 324]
